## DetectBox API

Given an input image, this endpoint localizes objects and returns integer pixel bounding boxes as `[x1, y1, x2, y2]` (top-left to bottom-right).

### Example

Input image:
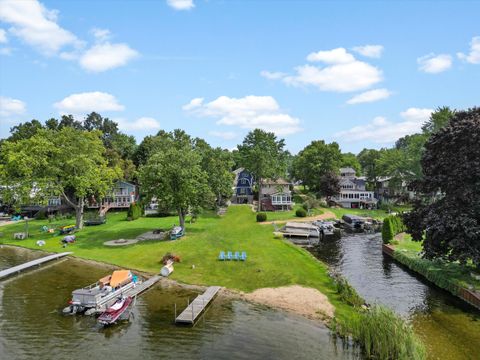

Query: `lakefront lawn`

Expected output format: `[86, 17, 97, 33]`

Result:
[0, 206, 352, 312]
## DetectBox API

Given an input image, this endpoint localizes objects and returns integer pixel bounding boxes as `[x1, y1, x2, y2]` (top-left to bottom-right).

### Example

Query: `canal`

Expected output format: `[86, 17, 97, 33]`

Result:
[311, 233, 480, 360]
[0, 246, 359, 360]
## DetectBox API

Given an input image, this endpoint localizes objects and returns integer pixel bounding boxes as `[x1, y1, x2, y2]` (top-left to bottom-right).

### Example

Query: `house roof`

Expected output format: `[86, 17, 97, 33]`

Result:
[261, 178, 290, 185]
[340, 167, 356, 174]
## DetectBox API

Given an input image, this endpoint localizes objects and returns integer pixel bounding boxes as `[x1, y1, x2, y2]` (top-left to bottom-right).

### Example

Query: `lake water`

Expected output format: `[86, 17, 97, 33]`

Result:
[310, 233, 480, 360]
[0, 246, 359, 360]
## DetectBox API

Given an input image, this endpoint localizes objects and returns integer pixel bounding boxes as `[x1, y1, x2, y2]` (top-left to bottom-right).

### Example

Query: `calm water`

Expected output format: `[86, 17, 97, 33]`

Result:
[311, 233, 480, 360]
[0, 246, 359, 360]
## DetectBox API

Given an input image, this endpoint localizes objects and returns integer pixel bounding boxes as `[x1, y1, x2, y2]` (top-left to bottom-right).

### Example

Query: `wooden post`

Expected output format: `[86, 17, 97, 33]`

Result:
[174, 303, 177, 322]
[191, 301, 194, 323]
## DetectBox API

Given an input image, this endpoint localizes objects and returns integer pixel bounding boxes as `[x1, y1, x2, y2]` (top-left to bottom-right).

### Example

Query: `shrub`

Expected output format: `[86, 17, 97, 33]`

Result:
[296, 208, 307, 217]
[302, 203, 309, 211]
[256, 212, 267, 222]
[382, 215, 405, 244]
[127, 203, 141, 221]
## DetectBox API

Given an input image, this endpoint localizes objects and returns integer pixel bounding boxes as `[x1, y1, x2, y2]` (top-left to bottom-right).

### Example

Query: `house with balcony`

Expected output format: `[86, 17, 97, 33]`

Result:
[332, 167, 377, 209]
[259, 178, 293, 211]
[87, 180, 138, 214]
[231, 168, 254, 204]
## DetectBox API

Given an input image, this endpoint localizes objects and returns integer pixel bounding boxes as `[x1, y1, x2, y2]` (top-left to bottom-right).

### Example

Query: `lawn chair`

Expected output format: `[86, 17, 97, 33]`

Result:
[227, 251, 233, 260]
[240, 251, 247, 261]
[218, 251, 226, 261]
[234, 251, 240, 260]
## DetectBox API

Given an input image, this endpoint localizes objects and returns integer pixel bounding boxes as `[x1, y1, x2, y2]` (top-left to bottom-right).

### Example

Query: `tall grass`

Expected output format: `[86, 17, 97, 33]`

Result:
[331, 273, 365, 307]
[334, 305, 426, 360]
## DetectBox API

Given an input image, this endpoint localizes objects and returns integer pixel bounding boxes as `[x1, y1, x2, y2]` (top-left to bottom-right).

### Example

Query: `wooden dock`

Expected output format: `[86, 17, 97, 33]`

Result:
[175, 286, 221, 324]
[0, 252, 72, 280]
[128, 275, 162, 297]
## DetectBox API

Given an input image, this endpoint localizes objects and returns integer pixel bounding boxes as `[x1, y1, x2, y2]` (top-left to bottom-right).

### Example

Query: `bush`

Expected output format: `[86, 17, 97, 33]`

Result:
[296, 208, 307, 217]
[127, 203, 141, 221]
[302, 203, 309, 211]
[382, 215, 405, 244]
[256, 212, 267, 222]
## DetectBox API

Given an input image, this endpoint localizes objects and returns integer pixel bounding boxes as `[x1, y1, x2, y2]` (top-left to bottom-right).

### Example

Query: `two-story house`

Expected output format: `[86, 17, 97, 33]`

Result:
[231, 168, 254, 204]
[87, 180, 138, 214]
[259, 178, 293, 211]
[332, 167, 377, 209]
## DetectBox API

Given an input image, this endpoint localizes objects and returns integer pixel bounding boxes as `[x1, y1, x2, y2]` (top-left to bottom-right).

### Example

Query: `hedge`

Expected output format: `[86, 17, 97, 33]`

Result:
[296, 208, 307, 217]
[256, 212, 267, 222]
[127, 203, 142, 221]
[382, 215, 405, 244]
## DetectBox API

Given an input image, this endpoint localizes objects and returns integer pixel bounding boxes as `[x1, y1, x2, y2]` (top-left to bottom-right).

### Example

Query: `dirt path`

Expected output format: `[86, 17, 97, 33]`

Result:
[259, 210, 337, 225]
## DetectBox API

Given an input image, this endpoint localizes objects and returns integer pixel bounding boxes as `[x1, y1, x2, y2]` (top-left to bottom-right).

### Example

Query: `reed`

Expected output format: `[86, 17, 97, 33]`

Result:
[334, 305, 426, 360]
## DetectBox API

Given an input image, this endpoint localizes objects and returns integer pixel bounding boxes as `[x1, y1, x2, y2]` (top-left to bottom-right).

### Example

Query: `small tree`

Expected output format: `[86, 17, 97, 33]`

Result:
[318, 171, 340, 201]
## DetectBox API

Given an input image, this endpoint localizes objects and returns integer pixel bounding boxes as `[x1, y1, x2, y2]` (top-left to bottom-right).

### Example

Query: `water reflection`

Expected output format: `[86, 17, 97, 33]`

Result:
[0, 247, 359, 360]
[311, 233, 480, 360]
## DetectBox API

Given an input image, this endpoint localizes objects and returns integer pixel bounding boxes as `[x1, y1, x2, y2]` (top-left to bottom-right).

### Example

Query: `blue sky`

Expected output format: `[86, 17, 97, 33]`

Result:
[0, 0, 479, 153]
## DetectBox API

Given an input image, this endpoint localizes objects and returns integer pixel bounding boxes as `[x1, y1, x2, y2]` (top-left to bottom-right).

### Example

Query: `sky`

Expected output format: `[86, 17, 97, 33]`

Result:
[0, 0, 479, 154]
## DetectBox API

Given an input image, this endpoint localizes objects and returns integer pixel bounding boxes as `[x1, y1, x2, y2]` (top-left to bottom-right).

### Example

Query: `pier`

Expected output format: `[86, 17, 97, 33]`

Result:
[0, 252, 72, 280]
[175, 286, 221, 324]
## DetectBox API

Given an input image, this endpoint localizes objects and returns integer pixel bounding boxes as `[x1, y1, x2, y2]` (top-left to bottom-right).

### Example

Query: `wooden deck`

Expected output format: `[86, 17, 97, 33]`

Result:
[128, 275, 162, 297]
[0, 252, 72, 280]
[175, 286, 221, 324]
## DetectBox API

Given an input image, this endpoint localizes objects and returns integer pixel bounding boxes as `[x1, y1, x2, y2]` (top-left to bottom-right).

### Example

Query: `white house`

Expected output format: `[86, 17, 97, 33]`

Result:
[259, 178, 294, 211]
[332, 167, 377, 209]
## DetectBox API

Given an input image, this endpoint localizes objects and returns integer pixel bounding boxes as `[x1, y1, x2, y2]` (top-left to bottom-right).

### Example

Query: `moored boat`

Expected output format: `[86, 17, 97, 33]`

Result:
[97, 296, 133, 326]
[282, 222, 320, 238]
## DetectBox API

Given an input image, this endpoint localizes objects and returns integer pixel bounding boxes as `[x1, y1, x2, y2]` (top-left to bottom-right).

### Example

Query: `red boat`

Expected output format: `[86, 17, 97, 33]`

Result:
[97, 296, 133, 326]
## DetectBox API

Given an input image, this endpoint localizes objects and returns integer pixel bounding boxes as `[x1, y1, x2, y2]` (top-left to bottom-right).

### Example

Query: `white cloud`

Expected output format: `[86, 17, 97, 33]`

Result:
[167, 0, 195, 10]
[0, 96, 26, 117]
[182, 97, 204, 111]
[184, 95, 303, 136]
[352, 45, 384, 58]
[116, 117, 160, 131]
[0, 0, 81, 55]
[306, 48, 355, 64]
[457, 36, 480, 64]
[417, 53, 452, 73]
[79, 42, 138, 72]
[53, 91, 125, 114]
[91, 28, 111, 42]
[209, 131, 237, 140]
[346, 88, 392, 105]
[0, 28, 7, 43]
[335, 107, 433, 143]
[265, 47, 383, 92]
[260, 70, 287, 80]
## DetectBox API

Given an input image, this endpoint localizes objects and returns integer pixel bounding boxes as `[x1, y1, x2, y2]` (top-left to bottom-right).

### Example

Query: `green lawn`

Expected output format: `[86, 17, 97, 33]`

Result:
[395, 234, 480, 292]
[325, 206, 410, 220]
[262, 205, 324, 221]
[0, 206, 356, 320]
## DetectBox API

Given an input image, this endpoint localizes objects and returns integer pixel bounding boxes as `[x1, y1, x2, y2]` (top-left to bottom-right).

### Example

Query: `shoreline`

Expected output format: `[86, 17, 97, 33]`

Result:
[1, 244, 335, 324]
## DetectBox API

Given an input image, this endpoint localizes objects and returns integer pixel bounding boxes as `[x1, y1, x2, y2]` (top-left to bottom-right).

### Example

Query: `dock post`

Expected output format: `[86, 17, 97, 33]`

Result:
[174, 303, 177, 322]
[192, 302, 194, 323]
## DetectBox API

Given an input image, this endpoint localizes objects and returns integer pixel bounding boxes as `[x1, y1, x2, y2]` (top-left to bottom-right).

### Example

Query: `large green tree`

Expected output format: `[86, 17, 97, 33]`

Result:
[1, 128, 120, 228]
[292, 140, 342, 192]
[237, 129, 287, 210]
[139, 131, 214, 228]
[403, 108, 480, 267]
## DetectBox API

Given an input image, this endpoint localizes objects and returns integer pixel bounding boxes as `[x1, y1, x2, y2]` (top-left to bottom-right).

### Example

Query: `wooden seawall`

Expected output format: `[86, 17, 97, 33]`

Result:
[0, 252, 72, 280]
[175, 286, 221, 324]
[382, 244, 480, 310]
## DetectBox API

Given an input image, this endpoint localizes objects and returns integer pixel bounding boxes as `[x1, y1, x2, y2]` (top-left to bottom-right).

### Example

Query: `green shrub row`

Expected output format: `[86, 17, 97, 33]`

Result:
[295, 208, 307, 217]
[382, 215, 405, 244]
[256, 212, 267, 222]
[127, 203, 142, 221]
[392, 250, 460, 295]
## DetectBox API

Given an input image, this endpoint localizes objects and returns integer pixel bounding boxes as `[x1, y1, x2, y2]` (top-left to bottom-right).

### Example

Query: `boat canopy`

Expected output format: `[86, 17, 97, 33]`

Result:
[110, 270, 132, 288]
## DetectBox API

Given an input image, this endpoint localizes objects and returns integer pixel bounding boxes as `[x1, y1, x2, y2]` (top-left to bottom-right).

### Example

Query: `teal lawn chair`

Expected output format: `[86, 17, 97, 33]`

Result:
[218, 251, 226, 261]
[240, 251, 247, 261]
[227, 251, 233, 260]
[234, 251, 240, 260]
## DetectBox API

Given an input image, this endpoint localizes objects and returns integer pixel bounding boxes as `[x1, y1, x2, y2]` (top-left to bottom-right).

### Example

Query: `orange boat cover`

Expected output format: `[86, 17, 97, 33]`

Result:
[110, 270, 132, 288]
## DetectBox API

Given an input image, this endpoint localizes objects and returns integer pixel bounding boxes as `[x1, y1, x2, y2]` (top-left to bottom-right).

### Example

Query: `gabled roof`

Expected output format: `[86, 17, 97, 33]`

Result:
[260, 178, 290, 185]
[340, 167, 356, 173]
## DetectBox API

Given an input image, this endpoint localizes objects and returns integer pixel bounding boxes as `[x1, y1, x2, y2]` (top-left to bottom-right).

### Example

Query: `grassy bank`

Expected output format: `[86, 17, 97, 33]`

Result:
[394, 235, 480, 293]
[260, 205, 324, 221]
[326, 206, 410, 220]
